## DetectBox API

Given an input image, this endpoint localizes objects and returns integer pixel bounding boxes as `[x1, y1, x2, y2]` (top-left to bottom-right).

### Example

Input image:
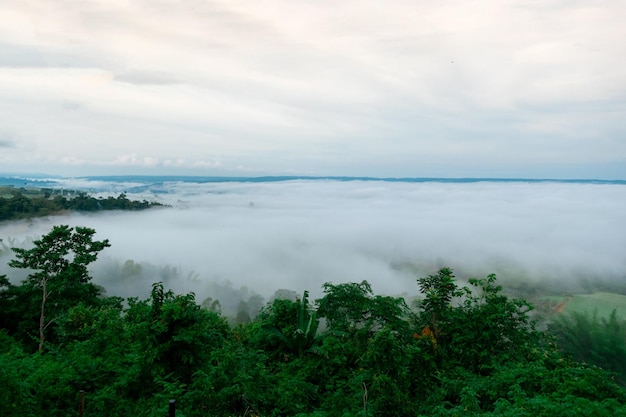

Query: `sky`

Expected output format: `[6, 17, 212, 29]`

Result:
[1, 0, 625, 179]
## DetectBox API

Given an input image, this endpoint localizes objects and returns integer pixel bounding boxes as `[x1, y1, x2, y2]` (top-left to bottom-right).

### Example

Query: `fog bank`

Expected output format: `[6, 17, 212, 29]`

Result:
[1, 180, 625, 301]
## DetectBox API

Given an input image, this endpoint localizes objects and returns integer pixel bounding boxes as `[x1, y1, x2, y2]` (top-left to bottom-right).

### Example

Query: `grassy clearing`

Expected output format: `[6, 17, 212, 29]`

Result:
[559, 293, 626, 319]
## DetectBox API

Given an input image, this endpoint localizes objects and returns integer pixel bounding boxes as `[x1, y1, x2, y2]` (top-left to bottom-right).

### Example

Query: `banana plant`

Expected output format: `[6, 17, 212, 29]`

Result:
[264, 290, 320, 357]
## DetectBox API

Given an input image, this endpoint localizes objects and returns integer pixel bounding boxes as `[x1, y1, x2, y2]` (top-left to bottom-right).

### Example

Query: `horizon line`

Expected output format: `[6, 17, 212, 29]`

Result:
[2, 173, 625, 184]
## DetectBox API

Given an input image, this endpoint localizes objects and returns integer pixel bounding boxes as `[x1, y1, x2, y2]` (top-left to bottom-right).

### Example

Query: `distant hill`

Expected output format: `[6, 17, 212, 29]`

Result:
[0, 186, 164, 222]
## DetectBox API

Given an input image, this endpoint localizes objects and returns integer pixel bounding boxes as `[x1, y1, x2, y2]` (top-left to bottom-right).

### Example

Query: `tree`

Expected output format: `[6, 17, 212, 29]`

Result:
[549, 309, 626, 386]
[316, 280, 408, 334]
[260, 290, 320, 358]
[9, 225, 110, 352]
[0, 274, 15, 332]
[414, 268, 536, 373]
[147, 282, 230, 386]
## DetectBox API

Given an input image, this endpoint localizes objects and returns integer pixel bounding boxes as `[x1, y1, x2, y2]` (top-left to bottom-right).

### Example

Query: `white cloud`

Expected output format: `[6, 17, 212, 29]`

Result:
[0, 0, 624, 177]
[112, 154, 157, 167]
[191, 160, 222, 168]
[0, 130, 18, 148]
[60, 156, 87, 165]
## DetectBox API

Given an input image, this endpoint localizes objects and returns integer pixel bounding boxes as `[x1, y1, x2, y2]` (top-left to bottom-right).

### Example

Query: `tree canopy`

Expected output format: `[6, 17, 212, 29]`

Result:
[7, 225, 110, 351]
[0, 186, 163, 221]
[0, 224, 625, 416]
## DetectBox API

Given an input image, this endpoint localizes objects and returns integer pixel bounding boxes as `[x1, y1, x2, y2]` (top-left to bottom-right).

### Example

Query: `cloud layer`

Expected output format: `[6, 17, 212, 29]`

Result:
[1, 180, 624, 301]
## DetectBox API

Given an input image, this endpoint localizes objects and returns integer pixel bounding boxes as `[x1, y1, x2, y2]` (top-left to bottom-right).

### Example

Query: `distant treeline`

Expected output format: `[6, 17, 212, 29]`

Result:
[0, 186, 163, 221]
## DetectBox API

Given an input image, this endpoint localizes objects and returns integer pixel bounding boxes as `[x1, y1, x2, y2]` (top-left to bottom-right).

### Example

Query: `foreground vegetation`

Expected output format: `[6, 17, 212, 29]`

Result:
[1, 225, 625, 416]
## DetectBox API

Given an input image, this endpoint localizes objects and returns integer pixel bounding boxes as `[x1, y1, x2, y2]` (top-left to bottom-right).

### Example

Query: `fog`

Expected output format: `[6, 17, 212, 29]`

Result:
[1, 180, 625, 308]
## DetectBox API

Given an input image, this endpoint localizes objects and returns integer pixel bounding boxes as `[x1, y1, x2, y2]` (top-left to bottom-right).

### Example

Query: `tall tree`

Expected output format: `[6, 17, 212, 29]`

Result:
[9, 225, 110, 352]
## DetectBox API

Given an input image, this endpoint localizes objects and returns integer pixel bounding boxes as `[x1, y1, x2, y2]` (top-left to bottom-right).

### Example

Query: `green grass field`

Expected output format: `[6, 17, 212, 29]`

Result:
[550, 292, 626, 319]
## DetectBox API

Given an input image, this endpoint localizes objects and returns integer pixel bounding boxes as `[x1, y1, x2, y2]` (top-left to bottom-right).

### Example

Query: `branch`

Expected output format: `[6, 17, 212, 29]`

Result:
[43, 318, 57, 331]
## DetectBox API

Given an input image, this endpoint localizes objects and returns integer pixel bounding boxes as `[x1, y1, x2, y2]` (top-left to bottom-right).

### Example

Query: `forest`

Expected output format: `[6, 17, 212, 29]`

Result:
[1, 224, 626, 416]
[0, 186, 163, 221]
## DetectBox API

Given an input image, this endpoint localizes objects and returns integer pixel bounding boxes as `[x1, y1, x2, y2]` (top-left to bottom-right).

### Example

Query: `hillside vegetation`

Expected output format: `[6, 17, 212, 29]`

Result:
[0, 186, 163, 222]
[1, 225, 625, 416]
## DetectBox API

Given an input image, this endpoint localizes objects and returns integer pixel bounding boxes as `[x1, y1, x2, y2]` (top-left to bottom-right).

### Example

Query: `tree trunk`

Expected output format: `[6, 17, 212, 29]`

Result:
[39, 277, 48, 353]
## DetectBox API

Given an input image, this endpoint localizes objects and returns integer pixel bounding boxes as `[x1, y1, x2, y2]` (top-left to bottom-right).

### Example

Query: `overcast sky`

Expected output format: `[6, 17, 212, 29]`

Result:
[1, 1, 625, 179]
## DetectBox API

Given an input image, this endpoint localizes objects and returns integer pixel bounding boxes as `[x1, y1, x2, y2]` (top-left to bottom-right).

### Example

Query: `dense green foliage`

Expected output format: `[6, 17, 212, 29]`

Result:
[0, 187, 163, 221]
[1, 225, 625, 416]
[3, 225, 110, 351]
[548, 309, 626, 386]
